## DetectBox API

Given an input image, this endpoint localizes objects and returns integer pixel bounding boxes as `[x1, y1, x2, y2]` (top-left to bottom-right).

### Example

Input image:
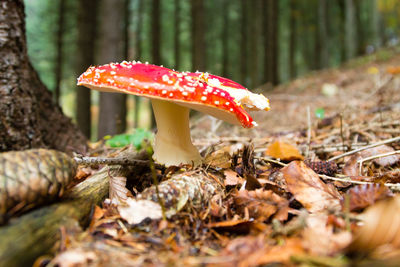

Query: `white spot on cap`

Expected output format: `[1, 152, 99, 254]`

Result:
[225, 102, 230, 105]
[169, 93, 173, 97]
[251, 121, 258, 126]
[162, 90, 167, 94]
[110, 71, 116, 75]
[162, 74, 169, 82]
[201, 96, 207, 101]
[214, 100, 220, 105]
[182, 91, 188, 96]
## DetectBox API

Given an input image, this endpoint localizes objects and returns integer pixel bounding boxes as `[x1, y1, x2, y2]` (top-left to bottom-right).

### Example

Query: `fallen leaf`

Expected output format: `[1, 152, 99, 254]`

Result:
[233, 189, 288, 221]
[386, 66, 400, 75]
[360, 145, 400, 167]
[204, 150, 231, 168]
[343, 153, 363, 176]
[109, 176, 129, 204]
[223, 169, 245, 186]
[281, 161, 342, 213]
[343, 184, 393, 211]
[348, 195, 400, 254]
[265, 140, 304, 161]
[303, 214, 352, 256]
[207, 219, 254, 234]
[118, 198, 162, 224]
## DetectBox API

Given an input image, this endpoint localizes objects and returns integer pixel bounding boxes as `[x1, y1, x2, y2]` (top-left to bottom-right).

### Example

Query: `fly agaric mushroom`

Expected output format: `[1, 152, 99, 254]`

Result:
[77, 61, 269, 166]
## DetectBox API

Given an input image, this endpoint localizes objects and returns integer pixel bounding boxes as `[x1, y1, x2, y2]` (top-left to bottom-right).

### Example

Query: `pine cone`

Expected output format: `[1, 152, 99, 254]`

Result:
[0, 149, 77, 223]
[304, 160, 338, 176]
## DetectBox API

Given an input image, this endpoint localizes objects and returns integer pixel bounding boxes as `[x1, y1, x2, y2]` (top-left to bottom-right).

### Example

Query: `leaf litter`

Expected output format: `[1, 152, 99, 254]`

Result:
[43, 52, 400, 266]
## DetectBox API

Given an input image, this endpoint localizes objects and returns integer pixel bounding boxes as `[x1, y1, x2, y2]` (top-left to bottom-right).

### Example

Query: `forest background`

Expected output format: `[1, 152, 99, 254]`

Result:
[25, 0, 400, 140]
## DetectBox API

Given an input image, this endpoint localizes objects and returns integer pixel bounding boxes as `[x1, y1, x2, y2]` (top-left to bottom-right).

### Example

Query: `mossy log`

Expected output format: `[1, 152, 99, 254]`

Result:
[0, 150, 147, 267]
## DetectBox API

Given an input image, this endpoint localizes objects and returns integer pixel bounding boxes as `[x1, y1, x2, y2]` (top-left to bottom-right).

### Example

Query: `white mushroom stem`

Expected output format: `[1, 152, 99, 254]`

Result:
[151, 99, 202, 166]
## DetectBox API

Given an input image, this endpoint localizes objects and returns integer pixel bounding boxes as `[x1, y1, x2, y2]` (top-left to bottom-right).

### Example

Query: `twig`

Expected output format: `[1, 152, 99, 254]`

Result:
[305, 106, 311, 158]
[318, 174, 400, 191]
[254, 156, 287, 167]
[357, 150, 400, 175]
[328, 136, 400, 162]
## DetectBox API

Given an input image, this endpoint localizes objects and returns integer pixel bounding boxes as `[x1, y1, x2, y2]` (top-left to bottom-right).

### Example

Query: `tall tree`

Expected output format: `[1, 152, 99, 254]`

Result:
[174, 0, 181, 70]
[76, 0, 98, 138]
[54, 0, 65, 104]
[316, 0, 328, 69]
[133, 0, 144, 129]
[152, 0, 161, 65]
[240, 0, 248, 84]
[344, 0, 357, 60]
[289, 0, 297, 78]
[97, 0, 127, 138]
[264, 0, 279, 85]
[191, 0, 206, 71]
[249, 0, 262, 88]
[221, 0, 229, 77]
[0, 0, 87, 153]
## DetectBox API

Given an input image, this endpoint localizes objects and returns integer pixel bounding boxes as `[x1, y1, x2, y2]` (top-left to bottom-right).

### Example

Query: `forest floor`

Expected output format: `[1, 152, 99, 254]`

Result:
[43, 47, 400, 266]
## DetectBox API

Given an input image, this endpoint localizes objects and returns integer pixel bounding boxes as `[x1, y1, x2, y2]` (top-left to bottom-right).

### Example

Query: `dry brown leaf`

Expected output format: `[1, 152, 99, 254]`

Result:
[360, 145, 400, 167]
[265, 140, 304, 161]
[207, 219, 254, 234]
[343, 153, 363, 176]
[223, 169, 245, 186]
[204, 150, 232, 168]
[255, 238, 305, 265]
[233, 189, 288, 221]
[302, 214, 352, 256]
[281, 161, 342, 213]
[348, 195, 400, 254]
[343, 146, 399, 176]
[118, 198, 162, 224]
[386, 66, 400, 75]
[344, 184, 393, 211]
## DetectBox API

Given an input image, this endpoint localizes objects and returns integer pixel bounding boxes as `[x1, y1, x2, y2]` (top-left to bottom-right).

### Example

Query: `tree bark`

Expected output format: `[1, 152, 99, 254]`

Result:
[344, 0, 357, 60]
[240, 0, 248, 85]
[289, 0, 297, 79]
[249, 0, 262, 88]
[76, 0, 98, 139]
[264, 0, 279, 86]
[316, 0, 328, 69]
[98, 0, 127, 138]
[0, 0, 87, 154]
[133, 0, 144, 129]
[174, 0, 181, 70]
[191, 0, 206, 72]
[221, 0, 229, 77]
[152, 0, 161, 65]
[54, 0, 65, 104]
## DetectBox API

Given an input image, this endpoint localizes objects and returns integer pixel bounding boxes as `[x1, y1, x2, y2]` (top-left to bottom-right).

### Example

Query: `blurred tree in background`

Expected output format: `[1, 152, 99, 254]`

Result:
[25, 0, 400, 141]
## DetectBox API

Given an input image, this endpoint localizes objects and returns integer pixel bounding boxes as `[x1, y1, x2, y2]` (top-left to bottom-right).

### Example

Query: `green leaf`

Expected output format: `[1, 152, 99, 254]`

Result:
[315, 108, 325, 119]
[105, 129, 153, 149]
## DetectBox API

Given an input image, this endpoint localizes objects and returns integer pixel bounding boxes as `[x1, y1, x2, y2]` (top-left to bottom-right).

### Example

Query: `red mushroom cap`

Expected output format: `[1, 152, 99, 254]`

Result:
[77, 61, 269, 128]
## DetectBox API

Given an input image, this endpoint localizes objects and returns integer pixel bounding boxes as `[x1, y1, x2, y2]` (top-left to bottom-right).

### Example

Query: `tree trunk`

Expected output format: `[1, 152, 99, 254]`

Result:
[98, 0, 127, 138]
[221, 0, 229, 77]
[240, 0, 248, 85]
[54, 0, 65, 104]
[264, 0, 279, 85]
[76, 0, 98, 139]
[316, 0, 328, 69]
[344, 0, 357, 60]
[370, 0, 381, 49]
[191, 0, 206, 72]
[133, 0, 144, 129]
[355, 0, 365, 56]
[289, 0, 297, 79]
[0, 0, 87, 154]
[174, 0, 181, 70]
[249, 0, 262, 88]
